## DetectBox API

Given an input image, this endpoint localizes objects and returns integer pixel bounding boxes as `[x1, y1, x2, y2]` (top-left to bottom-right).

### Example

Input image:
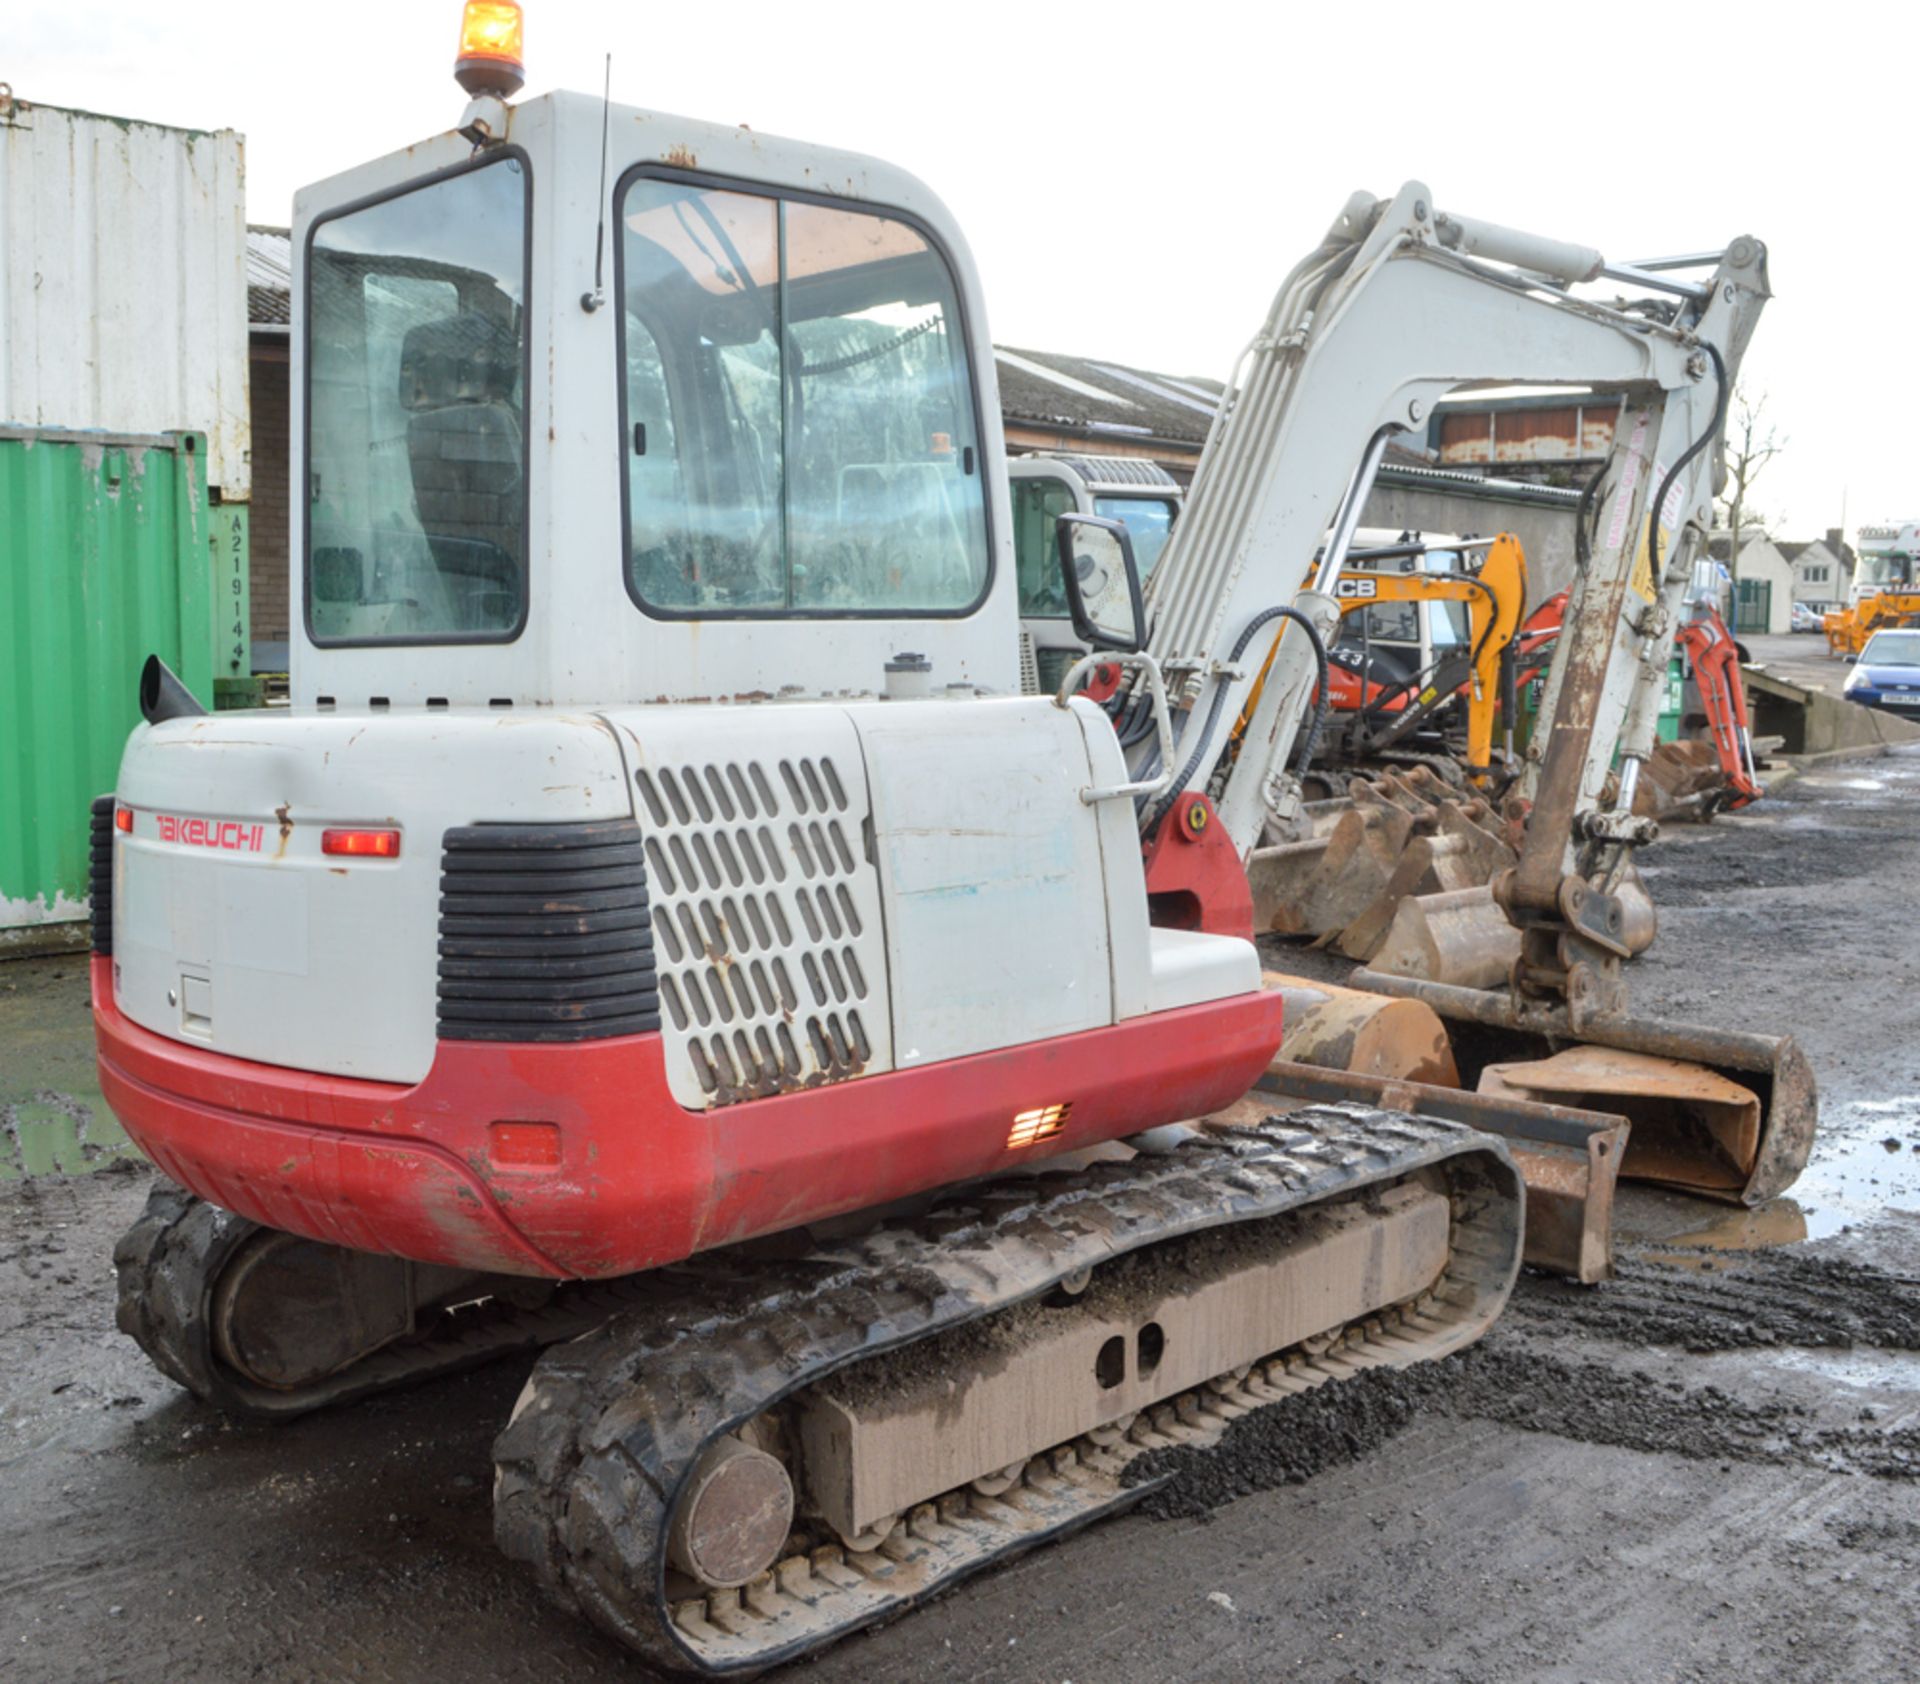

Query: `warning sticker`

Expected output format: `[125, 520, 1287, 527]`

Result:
[1604, 413, 1651, 553]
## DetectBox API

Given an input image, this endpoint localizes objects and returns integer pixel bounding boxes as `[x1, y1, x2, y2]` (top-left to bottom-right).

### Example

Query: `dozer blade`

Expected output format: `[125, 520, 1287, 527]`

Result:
[1254, 1059, 1626, 1283]
[1350, 969, 1816, 1206]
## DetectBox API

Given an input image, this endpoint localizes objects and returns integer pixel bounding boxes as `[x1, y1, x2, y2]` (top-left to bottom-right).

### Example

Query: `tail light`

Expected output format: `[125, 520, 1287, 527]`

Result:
[322, 828, 402, 859]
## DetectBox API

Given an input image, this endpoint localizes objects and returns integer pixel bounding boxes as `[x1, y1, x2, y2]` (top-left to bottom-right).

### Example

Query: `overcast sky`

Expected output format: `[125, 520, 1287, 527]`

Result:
[15, 0, 1909, 534]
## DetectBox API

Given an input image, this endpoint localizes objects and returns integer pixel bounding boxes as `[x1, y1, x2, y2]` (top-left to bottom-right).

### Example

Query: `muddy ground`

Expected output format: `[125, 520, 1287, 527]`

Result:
[5, 743, 1920, 1683]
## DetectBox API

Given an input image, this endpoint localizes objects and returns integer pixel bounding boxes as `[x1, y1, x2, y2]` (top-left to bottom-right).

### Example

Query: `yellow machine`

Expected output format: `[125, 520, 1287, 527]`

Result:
[1322, 533, 1529, 786]
[1826, 589, 1920, 655]
[1826, 526, 1920, 654]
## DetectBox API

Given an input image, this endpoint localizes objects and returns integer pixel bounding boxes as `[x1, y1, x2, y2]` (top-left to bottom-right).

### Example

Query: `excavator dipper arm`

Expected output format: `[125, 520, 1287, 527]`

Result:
[1137, 183, 1767, 899]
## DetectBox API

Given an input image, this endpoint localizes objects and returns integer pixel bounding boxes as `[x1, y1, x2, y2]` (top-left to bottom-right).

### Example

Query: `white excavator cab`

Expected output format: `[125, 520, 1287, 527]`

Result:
[294, 92, 1019, 712]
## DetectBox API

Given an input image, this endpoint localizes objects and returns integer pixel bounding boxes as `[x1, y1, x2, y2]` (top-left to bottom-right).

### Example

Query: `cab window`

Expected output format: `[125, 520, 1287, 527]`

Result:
[1094, 495, 1177, 581]
[306, 155, 529, 644]
[1013, 476, 1076, 616]
[619, 175, 990, 617]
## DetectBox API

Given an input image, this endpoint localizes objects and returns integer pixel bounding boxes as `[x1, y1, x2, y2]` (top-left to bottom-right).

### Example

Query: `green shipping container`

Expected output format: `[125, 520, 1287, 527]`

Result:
[0, 428, 218, 950]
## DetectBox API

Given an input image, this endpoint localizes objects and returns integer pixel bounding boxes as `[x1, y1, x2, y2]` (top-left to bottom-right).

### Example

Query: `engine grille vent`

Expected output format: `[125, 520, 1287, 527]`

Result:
[633, 754, 884, 1106]
[1017, 629, 1041, 697]
[437, 820, 659, 1042]
[89, 795, 115, 957]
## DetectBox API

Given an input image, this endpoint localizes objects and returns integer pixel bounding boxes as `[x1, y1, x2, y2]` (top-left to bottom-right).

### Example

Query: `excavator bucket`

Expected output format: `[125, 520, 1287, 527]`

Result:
[1249, 766, 1518, 962]
[1368, 866, 1657, 989]
[1369, 884, 1518, 989]
[1263, 971, 1460, 1085]
[1350, 970, 1817, 1206]
[1632, 738, 1733, 819]
[1250, 977, 1623, 1280]
[1479, 1047, 1759, 1199]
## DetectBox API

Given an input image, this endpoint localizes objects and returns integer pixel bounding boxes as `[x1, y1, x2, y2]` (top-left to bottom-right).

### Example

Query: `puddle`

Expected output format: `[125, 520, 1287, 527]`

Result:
[1765, 1346, 1920, 1392]
[1656, 1199, 1812, 1258]
[0, 1096, 140, 1182]
[1631, 1095, 1920, 1261]
[1798, 776, 1889, 793]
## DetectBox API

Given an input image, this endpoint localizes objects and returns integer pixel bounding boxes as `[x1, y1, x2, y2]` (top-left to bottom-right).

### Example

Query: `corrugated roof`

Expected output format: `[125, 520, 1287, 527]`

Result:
[994, 344, 1223, 446]
[247, 225, 291, 328]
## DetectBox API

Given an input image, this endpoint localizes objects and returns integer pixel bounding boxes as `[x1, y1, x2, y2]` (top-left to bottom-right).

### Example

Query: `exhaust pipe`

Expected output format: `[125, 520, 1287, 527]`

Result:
[140, 655, 206, 725]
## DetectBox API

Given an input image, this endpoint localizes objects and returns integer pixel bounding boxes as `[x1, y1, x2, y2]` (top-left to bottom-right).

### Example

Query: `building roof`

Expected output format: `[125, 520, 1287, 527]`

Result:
[993, 345, 1223, 449]
[247, 225, 291, 329]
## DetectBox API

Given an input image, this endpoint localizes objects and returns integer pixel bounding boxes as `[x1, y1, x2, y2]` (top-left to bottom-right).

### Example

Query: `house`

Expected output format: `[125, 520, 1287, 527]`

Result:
[1776, 530, 1855, 613]
[1708, 530, 1794, 634]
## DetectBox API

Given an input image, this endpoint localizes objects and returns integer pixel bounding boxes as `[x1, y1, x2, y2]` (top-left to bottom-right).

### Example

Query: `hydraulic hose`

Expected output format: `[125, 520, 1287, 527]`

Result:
[1141, 605, 1330, 837]
[1647, 342, 1728, 583]
[1573, 456, 1610, 572]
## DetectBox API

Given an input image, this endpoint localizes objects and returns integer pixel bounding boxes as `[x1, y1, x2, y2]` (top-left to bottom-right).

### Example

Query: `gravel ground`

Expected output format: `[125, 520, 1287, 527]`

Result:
[4, 748, 1920, 1683]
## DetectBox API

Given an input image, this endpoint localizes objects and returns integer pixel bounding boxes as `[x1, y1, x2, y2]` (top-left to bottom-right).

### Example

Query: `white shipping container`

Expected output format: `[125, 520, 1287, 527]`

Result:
[0, 95, 249, 496]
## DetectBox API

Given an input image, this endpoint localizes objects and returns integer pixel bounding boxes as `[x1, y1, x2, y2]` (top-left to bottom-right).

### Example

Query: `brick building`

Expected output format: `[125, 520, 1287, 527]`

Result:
[246, 227, 292, 667]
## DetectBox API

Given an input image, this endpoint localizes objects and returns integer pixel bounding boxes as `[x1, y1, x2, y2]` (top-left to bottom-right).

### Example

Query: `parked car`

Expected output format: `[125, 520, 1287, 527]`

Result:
[1842, 627, 1920, 710]
[1790, 601, 1822, 633]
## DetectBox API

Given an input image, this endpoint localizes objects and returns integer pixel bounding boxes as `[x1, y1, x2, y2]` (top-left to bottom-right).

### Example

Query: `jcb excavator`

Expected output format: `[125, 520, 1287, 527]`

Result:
[94, 9, 1810, 1673]
[1315, 531, 1529, 787]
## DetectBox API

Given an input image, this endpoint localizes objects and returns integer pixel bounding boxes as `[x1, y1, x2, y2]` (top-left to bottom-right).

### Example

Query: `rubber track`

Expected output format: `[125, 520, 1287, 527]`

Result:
[112, 1181, 668, 1421]
[492, 1105, 1523, 1677]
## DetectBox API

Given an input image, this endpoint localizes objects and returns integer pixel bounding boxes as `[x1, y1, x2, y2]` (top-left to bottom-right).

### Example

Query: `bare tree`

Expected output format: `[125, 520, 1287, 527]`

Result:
[1716, 386, 1785, 580]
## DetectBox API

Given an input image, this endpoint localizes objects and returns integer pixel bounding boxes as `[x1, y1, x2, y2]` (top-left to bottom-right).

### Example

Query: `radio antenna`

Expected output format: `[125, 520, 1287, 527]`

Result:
[581, 53, 612, 312]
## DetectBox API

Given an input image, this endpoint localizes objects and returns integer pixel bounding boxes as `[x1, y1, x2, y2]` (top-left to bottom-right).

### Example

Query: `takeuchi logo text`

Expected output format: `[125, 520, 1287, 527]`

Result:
[154, 814, 267, 853]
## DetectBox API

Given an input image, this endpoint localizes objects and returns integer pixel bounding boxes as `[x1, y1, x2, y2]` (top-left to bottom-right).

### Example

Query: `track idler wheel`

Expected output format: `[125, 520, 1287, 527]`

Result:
[667, 1437, 796, 1590]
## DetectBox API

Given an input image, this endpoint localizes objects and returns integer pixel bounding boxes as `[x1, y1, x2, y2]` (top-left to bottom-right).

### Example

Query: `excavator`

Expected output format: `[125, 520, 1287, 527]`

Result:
[1515, 586, 1763, 817]
[1313, 531, 1529, 788]
[1010, 452, 1185, 694]
[92, 7, 1812, 1673]
[1252, 533, 1763, 977]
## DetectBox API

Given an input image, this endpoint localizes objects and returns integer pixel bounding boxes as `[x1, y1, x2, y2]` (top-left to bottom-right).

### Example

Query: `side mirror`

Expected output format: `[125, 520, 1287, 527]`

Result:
[1844, 653, 1858, 664]
[1056, 513, 1145, 653]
